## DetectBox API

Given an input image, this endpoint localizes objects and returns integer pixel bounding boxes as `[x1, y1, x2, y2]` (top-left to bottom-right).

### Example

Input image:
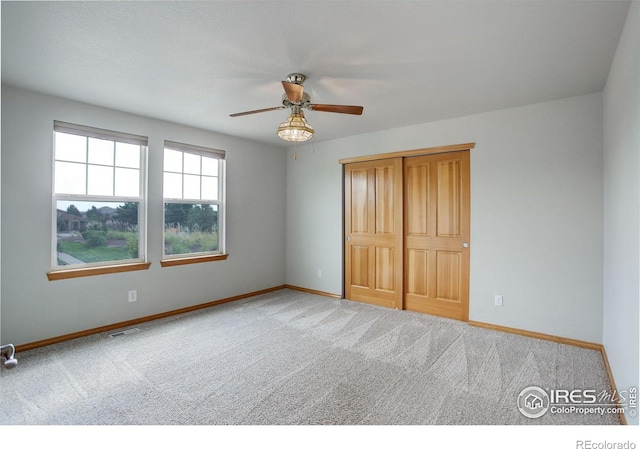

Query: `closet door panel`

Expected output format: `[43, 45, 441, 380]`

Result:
[345, 158, 403, 309]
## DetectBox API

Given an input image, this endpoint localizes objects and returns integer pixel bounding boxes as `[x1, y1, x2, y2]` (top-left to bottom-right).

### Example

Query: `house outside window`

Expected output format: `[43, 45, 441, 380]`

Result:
[162, 140, 225, 262]
[52, 121, 147, 271]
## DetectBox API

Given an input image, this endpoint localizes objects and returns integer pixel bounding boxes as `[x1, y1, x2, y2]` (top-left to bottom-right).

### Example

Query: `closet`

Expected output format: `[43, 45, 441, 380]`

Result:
[342, 144, 472, 321]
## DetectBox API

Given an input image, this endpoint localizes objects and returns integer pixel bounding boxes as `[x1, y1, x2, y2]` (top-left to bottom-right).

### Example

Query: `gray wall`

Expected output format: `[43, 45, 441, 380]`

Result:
[603, 0, 640, 426]
[1, 85, 287, 346]
[286, 93, 605, 344]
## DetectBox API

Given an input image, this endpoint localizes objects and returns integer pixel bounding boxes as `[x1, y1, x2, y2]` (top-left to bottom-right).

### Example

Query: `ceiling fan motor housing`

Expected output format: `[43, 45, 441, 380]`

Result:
[286, 73, 306, 85]
[282, 92, 311, 108]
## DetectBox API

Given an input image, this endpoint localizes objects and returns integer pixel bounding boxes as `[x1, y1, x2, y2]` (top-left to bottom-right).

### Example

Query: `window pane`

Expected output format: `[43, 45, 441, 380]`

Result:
[56, 200, 140, 266]
[201, 176, 218, 200]
[115, 168, 140, 197]
[87, 165, 114, 196]
[115, 142, 140, 168]
[201, 157, 218, 176]
[88, 138, 114, 166]
[55, 133, 86, 163]
[183, 152, 201, 175]
[164, 172, 182, 199]
[164, 149, 182, 173]
[183, 174, 200, 200]
[55, 161, 86, 194]
[164, 203, 218, 256]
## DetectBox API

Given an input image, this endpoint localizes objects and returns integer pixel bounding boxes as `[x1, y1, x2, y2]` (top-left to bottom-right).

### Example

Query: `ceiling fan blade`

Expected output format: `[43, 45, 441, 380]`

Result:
[229, 106, 285, 117]
[308, 104, 364, 115]
[282, 81, 304, 103]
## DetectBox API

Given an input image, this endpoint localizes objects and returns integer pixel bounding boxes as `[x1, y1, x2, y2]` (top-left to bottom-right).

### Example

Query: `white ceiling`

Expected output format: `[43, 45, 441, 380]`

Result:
[1, 1, 631, 147]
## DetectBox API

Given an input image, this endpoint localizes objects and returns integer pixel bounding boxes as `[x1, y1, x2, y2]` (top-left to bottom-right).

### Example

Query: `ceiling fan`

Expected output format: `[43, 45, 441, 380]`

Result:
[230, 73, 364, 142]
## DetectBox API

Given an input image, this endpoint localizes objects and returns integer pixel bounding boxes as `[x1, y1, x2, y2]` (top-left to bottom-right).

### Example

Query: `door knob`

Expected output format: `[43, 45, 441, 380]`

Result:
[462, 242, 469, 248]
[347, 236, 351, 241]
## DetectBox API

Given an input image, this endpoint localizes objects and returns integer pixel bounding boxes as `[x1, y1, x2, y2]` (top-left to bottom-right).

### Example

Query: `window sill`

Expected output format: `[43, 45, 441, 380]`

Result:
[47, 262, 152, 281]
[160, 253, 228, 267]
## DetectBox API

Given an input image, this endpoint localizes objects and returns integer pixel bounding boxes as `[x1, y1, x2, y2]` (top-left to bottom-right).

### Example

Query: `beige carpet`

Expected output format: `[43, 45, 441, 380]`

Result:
[0, 289, 619, 425]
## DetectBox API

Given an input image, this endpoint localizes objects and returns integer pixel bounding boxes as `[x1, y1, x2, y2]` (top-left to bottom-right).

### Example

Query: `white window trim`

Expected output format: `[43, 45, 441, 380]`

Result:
[162, 140, 226, 261]
[51, 121, 148, 272]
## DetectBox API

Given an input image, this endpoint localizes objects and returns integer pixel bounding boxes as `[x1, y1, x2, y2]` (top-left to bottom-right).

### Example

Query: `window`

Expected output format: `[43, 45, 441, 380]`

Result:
[50, 121, 148, 277]
[162, 141, 225, 264]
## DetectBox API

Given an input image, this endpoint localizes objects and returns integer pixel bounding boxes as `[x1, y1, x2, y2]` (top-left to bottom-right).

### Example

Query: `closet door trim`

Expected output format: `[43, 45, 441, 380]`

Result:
[339, 143, 475, 166]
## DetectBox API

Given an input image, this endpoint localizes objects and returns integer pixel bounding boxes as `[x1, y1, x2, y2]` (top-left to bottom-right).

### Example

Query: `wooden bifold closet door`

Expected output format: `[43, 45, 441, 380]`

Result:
[344, 149, 470, 321]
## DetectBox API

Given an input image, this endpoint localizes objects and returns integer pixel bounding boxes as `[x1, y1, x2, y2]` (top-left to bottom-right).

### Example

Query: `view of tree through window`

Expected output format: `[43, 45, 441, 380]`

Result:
[56, 200, 140, 266]
[164, 203, 219, 255]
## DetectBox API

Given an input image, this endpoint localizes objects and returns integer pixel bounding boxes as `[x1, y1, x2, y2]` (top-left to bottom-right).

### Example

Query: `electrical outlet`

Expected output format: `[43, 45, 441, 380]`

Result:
[494, 295, 503, 307]
[318, 270, 322, 278]
[128, 290, 137, 303]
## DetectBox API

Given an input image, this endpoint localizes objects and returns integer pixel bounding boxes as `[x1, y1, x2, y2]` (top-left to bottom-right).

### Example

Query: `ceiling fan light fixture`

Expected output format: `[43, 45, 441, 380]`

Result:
[277, 109, 314, 142]
[230, 73, 363, 142]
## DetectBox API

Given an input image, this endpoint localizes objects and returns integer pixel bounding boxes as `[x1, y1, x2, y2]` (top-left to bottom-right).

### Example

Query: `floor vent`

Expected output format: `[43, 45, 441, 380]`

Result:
[109, 328, 141, 338]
